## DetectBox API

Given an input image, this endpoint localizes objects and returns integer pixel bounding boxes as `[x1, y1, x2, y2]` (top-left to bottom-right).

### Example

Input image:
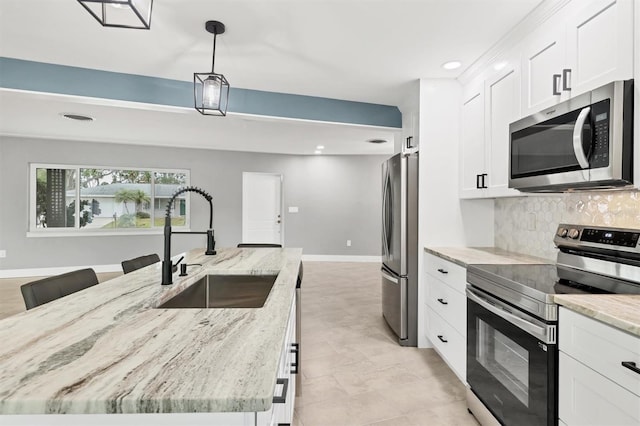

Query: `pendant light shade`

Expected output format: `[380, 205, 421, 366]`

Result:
[77, 0, 153, 30]
[194, 21, 230, 116]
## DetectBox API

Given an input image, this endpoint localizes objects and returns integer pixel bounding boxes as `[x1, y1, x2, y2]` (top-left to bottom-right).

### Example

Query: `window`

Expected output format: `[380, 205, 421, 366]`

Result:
[30, 164, 189, 235]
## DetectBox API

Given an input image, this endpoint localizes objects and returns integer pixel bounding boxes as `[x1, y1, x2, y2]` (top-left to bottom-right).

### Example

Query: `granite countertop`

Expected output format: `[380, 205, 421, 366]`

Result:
[425, 247, 640, 337]
[424, 246, 551, 267]
[554, 294, 640, 337]
[0, 247, 302, 415]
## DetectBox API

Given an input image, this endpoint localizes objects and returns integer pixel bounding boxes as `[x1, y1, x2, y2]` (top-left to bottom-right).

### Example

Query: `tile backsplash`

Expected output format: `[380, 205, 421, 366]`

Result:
[495, 190, 640, 261]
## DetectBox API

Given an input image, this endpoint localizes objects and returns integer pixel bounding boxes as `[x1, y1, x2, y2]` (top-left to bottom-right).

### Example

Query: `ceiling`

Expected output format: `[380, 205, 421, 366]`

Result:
[0, 0, 543, 155]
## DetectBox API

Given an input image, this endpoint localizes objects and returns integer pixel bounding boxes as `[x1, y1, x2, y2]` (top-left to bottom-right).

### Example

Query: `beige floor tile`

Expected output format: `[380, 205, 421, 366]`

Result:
[298, 390, 403, 426]
[405, 400, 479, 426]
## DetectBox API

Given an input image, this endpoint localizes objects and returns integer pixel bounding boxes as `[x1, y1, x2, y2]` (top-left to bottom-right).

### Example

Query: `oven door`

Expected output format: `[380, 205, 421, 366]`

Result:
[466, 287, 557, 426]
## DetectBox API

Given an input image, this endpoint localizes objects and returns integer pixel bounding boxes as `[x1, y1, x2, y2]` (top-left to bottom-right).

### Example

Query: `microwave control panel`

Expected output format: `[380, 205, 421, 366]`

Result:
[589, 99, 610, 168]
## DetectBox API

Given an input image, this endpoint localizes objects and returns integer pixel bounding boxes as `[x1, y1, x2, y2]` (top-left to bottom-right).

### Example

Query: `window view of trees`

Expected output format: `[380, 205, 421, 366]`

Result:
[33, 166, 189, 232]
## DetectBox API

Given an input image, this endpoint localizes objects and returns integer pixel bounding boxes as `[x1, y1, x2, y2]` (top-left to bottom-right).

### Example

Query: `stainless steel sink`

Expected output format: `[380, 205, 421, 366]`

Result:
[157, 274, 278, 309]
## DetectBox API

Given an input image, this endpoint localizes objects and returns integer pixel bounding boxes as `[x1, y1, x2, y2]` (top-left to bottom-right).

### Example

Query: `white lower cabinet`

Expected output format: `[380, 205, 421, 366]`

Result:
[558, 307, 640, 426]
[424, 254, 467, 383]
[258, 297, 297, 426]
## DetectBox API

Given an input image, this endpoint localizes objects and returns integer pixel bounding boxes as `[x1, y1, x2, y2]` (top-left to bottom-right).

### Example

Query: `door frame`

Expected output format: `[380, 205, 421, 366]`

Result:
[241, 172, 284, 245]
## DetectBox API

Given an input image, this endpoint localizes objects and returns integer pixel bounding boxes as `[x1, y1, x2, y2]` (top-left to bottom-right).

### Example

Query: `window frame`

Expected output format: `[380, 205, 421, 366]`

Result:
[28, 163, 191, 237]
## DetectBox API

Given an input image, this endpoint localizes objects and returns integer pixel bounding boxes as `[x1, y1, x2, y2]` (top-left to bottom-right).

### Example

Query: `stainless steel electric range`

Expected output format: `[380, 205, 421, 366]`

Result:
[465, 223, 640, 426]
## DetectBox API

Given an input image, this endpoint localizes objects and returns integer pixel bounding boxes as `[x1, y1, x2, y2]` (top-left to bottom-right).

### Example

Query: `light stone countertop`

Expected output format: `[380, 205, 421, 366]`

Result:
[425, 247, 640, 337]
[0, 247, 302, 415]
[554, 294, 640, 337]
[424, 246, 551, 267]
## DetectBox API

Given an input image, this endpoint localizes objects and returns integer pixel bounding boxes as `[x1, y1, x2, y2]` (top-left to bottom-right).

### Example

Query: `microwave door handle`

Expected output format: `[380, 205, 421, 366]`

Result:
[572, 107, 591, 169]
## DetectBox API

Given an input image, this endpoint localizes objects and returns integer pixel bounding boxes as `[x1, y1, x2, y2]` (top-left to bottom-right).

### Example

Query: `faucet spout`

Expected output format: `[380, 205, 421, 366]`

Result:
[162, 186, 216, 285]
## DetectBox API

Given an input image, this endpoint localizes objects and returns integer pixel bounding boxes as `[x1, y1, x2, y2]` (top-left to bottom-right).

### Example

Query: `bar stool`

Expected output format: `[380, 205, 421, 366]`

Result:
[20, 268, 99, 310]
[121, 254, 160, 274]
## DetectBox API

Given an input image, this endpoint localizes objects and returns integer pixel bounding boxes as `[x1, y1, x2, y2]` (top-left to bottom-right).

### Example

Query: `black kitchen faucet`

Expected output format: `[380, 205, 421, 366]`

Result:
[162, 186, 216, 285]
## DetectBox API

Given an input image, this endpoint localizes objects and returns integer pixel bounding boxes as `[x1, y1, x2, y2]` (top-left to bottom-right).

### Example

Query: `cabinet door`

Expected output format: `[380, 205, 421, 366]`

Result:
[484, 64, 521, 198]
[459, 85, 487, 199]
[559, 352, 640, 425]
[565, 0, 634, 96]
[521, 18, 567, 116]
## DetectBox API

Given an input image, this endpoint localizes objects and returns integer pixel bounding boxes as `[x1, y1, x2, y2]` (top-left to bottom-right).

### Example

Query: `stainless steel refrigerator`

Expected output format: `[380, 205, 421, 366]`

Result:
[381, 152, 418, 346]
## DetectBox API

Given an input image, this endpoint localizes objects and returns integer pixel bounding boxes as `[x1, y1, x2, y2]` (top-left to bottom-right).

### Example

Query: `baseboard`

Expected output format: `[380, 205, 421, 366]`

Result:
[301, 255, 382, 262]
[0, 264, 122, 279]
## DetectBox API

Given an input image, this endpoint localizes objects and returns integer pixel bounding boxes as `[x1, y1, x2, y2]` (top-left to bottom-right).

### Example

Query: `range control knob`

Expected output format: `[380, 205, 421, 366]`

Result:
[568, 228, 580, 239]
[556, 227, 568, 238]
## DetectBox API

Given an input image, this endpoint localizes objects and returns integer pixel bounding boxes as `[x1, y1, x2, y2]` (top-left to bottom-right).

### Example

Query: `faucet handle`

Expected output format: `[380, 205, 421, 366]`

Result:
[171, 256, 185, 273]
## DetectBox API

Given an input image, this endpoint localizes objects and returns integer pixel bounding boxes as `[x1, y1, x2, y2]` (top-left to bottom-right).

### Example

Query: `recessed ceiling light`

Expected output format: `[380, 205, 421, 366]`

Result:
[314, 150, 322, 155]
[367, 139, 388, 144]
[442, 61, 462, 70]
[60, 113, 94, 122]
[316, 145, 325, 150]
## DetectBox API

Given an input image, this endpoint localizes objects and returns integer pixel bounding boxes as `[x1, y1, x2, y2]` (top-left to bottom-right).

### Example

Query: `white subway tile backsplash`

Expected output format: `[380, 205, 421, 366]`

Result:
[495, 190, 640, 261]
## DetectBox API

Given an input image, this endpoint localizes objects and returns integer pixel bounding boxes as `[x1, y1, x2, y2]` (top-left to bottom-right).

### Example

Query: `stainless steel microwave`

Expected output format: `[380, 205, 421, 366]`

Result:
[509, 80, 634, 192]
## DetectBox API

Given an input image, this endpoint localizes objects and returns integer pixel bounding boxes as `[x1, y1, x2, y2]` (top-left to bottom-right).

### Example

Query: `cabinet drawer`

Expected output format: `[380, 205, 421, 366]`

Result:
[426, 276, 467, 335]
[424, 253, 466, 294]
[559, 307, 640, 397]
[426, 309, 466, 382]
[559, 352, 640, 425]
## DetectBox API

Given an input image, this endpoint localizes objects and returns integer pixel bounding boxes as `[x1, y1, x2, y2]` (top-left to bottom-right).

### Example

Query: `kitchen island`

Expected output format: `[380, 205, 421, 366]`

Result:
[0, 247, 301, 425]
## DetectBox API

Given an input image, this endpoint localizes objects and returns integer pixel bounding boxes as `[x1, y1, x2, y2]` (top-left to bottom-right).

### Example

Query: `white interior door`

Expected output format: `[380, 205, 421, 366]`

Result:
[242, 173, 283, 245]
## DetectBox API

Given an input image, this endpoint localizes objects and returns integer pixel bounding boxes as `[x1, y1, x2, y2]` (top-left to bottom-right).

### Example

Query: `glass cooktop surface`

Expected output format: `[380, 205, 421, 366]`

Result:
[468, 263, 605, 296]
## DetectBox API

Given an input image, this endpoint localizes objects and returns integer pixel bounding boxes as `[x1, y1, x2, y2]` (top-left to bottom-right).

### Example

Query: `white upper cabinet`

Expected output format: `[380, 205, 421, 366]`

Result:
[521, 0, 634, 116]
[459, 80, 487, 198]
[565, 0, 634, 95]
[458, 0, 635, 200]
[459, 61, 521, 199]
[484, 64, 521, 198]
[521, 16, 567, 116]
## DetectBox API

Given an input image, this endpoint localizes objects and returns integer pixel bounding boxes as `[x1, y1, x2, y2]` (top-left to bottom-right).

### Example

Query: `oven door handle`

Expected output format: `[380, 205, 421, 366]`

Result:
[572, 106, 591, 169]
[466, 287, 556, 344]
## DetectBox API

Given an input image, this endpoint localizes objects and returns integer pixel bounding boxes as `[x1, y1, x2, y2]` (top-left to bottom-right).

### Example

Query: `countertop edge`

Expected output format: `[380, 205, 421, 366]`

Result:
[554, 295, 640, 338]
[424, 246, 551, 267]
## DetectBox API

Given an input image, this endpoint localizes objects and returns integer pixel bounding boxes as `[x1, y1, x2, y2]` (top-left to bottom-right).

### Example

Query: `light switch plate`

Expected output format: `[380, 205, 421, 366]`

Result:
[288, 206, 299, 213]
[0, 250, 6, 258]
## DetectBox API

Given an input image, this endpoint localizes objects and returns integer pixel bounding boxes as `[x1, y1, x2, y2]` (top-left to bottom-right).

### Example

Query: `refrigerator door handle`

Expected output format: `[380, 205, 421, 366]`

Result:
[381, 269, 399, 283]
[382, 169, 389, 259]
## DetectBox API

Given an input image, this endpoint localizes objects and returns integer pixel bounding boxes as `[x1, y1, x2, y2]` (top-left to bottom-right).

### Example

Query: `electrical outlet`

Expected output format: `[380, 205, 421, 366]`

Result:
[288, 206, 299, 213]
[0, 250, 6, 258]
[346, 240, 352, 247]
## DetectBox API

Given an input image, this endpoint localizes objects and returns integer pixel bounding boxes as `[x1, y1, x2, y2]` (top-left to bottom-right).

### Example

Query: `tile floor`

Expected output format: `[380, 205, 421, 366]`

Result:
[295, 262, 478, 426]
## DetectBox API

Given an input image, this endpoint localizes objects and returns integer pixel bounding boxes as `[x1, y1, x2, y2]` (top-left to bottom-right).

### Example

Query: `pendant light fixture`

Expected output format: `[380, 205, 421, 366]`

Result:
[76, 0, 153, 30]
[194, 20, 230, 116]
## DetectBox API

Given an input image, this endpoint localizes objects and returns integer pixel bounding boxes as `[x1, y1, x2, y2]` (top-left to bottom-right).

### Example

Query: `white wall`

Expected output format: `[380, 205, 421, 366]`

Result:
[417, 79, 494, 348]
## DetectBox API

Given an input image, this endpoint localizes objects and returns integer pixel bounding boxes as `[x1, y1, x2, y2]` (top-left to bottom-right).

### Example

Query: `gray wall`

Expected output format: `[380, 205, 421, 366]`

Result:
[0, 136, 384, 270]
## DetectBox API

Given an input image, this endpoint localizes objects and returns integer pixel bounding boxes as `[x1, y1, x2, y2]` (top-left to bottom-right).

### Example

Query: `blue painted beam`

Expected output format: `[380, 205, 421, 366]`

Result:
[0, 57, 401, 128]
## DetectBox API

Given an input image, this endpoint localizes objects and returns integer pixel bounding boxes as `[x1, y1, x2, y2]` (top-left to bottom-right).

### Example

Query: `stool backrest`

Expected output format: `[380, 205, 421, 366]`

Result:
[20, 268, 99, 310]
[121, 254, 160, 274]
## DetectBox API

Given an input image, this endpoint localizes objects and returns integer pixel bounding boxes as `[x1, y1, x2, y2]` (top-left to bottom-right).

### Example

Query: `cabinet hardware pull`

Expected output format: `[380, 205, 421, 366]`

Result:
[562, 69, 571, 91]
[553, 74, 561, 95]
[481, 173, 488, 189]
[437, 298, 448, 305]
[272, 378, 289, 404]
[621, 361, 640, 375]
[437, 268, 448, 274]
[290, 343, 299, 375]
[476, 174, 482, 189]
[437, 335, 448, 343]
[406, 136, 414, 150]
